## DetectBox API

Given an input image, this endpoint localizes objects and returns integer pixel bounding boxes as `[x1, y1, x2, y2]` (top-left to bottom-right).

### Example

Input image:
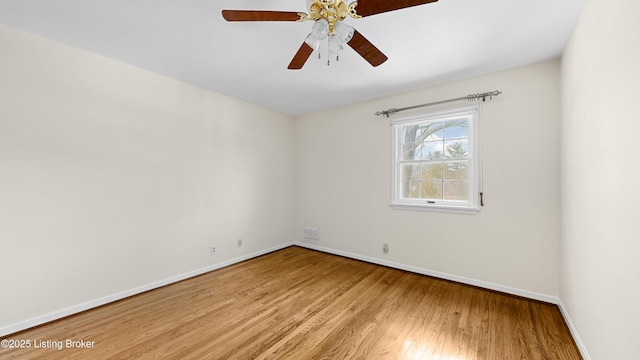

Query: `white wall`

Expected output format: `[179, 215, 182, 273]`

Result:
[561, 0, 640, 358]
[295, 60, 561, 298]
[10, 5, 638, 357]
[0, 25, 294, 333]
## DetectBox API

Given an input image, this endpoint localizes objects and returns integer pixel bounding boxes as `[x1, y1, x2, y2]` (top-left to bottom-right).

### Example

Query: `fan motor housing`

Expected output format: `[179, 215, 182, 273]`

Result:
[301, 0, 360, 34]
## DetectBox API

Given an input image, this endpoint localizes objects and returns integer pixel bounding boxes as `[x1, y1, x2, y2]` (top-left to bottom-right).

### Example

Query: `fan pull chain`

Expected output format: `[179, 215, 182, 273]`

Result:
[327, 38, 330, 66]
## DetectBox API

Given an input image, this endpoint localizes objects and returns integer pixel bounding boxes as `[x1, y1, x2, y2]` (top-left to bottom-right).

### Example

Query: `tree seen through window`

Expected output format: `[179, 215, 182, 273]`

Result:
[400, 118, 469, 201]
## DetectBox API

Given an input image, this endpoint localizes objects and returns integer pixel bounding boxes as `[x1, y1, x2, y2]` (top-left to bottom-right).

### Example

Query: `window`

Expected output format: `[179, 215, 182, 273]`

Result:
[390, 105, 481, 214]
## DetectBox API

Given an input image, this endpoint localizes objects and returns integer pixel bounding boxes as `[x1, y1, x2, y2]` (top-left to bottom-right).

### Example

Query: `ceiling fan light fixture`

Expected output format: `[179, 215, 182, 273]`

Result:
[311, 18, 329, 40]
[304, 34, 321, 50]
[334, 21, 355, 43]
[328, 34, 344, 55]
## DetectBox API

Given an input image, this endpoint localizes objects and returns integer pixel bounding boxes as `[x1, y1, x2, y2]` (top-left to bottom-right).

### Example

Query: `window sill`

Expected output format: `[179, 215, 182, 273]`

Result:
[389, 203, 480, 215]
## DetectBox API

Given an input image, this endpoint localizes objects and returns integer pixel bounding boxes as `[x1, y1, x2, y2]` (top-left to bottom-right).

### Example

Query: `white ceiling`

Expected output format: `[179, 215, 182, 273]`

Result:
[0, 0, 586, 116]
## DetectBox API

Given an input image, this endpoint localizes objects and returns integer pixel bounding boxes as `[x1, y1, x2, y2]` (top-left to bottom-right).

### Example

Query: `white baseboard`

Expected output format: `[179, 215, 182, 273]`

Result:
[0, 242, 294, 338]
[293, 241, 558, 303]
[557, 299, 592, 360]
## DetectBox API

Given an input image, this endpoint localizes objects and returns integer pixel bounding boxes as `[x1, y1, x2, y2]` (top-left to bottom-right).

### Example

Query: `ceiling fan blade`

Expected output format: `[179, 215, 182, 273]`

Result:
[222, 10, 302, 22]
[288, 42, 315, 70]
[347, 30, 388, 67]
[355, 0, 438, 17]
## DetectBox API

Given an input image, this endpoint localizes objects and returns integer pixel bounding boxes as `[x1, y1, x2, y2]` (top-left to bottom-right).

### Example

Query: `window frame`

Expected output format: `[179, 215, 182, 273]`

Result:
[390, 104, 481, 214]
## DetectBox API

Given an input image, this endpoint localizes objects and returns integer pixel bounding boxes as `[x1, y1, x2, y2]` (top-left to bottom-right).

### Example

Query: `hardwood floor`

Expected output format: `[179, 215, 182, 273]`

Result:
[1, 246, 581, 359]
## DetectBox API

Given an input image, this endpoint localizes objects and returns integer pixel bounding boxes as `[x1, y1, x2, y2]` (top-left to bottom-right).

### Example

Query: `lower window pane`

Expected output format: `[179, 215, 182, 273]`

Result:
[444, 181, 469, 201]
[444, 162, 468, 180]
[421, 181, 443, 200]
[401, 164, 421, 184]
[402, 181, 422, 198]
[422, 163, 443, 180]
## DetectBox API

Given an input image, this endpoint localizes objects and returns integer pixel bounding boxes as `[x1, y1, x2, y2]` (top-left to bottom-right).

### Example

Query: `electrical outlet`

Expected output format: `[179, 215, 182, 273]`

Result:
[210, 246, 216, 255]
[237, 239, 243, 247]
[383, 243, 389, 254]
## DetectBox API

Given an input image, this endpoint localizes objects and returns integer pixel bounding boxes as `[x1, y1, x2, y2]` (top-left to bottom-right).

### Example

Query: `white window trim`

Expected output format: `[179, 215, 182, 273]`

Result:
[389, 104, 482, 215]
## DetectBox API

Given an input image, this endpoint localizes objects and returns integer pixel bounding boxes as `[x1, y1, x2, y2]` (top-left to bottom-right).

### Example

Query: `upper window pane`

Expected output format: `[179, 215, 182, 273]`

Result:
[444, 140, 468, 159]
[443, 118, 469, 140]
[418, 123, 444, 142]
[419, 141, 445, 161]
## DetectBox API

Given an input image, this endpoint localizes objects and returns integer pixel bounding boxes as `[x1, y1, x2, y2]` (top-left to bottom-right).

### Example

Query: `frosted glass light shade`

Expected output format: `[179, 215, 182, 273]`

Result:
[304, 34, 321, 50]
[311, 19, 329, 40]
[334, 22, 355, 43]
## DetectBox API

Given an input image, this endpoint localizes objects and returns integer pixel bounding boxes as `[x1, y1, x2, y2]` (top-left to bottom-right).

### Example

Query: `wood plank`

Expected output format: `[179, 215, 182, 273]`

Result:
[0, 246, 582, 359]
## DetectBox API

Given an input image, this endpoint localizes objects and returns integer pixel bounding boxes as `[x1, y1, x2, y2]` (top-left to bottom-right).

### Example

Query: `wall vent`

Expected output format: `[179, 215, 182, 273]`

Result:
[304, 227, 319, 240]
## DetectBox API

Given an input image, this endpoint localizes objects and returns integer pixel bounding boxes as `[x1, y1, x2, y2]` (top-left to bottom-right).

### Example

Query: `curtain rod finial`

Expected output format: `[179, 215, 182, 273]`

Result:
[375, 108, 397, 117]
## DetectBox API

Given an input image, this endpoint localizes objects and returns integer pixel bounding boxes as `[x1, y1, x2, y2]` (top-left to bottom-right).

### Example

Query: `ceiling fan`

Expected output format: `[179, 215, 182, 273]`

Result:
[222, 0, 439, 70]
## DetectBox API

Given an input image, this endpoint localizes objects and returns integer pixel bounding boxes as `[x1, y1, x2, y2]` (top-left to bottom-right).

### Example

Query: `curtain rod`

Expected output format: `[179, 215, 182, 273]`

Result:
[375, 90, 502, 117]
